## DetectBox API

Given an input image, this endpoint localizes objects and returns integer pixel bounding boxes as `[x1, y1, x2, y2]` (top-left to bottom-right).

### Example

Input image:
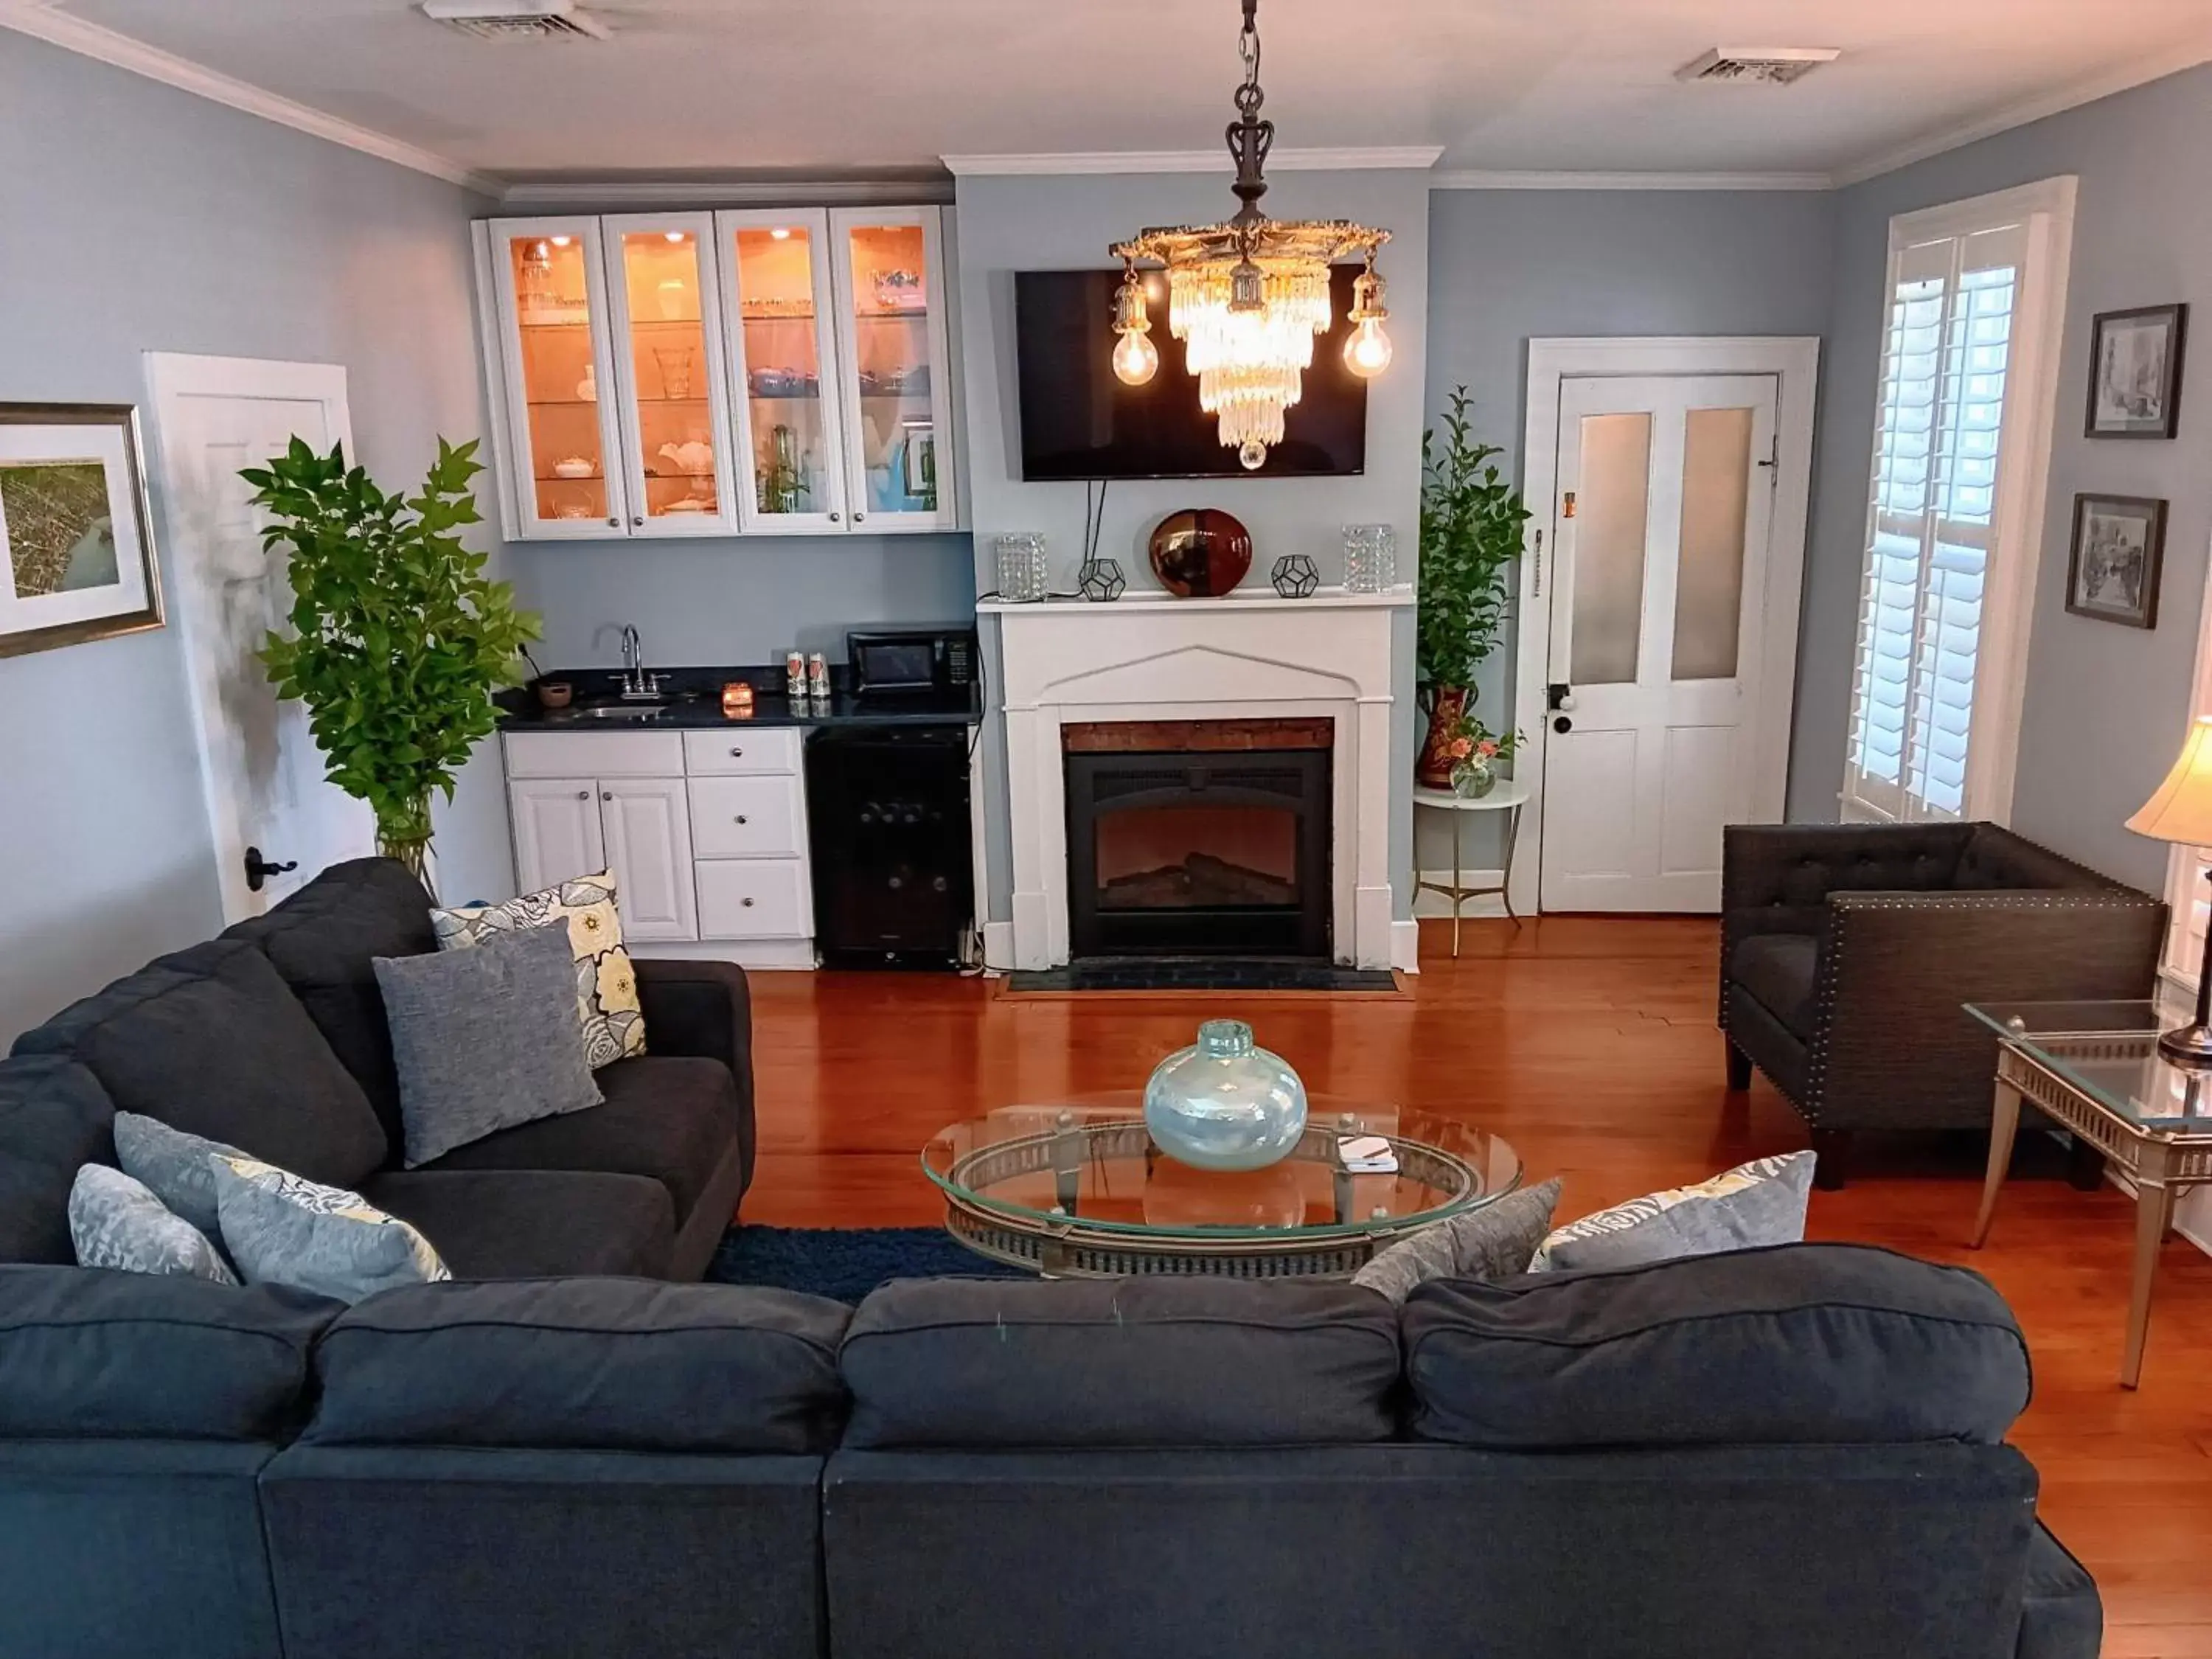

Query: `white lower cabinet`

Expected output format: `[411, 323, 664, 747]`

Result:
[503, 728, 814, 961]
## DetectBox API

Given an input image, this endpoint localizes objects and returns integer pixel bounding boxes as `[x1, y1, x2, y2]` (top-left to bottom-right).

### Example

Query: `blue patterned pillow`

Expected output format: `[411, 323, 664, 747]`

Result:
[1533, 1152, 1815, 1273]
[212, 1156, 449, 1304]
[68, 1165, 237, 1285]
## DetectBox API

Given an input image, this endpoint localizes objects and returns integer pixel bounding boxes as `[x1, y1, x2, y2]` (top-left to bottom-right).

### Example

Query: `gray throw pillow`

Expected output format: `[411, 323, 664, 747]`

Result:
[113, 1112, 246, 1242]
[69, 1164, 237, 1285]
[374, 922, 604, 1169]
[1352, 1178, 1561, 1304]
[212, 1155, 450, 1304]
[1534, 1151, 1816, 1273]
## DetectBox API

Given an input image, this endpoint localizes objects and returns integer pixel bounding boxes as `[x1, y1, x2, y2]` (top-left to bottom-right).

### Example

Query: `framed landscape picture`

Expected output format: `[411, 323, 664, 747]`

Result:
[2086, 304, 2187, 439]
[2066, 493, 2166, 629]
[0, 404, 164, 659]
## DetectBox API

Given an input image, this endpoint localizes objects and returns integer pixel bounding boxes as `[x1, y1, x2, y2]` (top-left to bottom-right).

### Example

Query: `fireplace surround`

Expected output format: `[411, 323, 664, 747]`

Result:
[981, 588, 1413, 972]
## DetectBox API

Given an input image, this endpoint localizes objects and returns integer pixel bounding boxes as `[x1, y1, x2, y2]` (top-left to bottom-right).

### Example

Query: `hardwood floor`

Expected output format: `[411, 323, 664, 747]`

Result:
[745, 916, 2212, 1657]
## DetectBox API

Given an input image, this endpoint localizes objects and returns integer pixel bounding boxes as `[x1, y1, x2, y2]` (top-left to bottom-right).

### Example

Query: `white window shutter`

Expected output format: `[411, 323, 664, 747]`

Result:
[1843, 221, 2028, 824]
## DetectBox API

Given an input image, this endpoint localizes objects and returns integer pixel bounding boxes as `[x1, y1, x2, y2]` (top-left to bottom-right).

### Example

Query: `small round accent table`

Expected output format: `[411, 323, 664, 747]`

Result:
[922, 1096, 1522, 1279]
[1412, 782, 1531, 956]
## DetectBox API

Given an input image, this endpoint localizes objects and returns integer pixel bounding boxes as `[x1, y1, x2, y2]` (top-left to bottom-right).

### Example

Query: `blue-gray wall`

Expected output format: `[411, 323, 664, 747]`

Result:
[1421, 187, 1839, 867]
[1800, 62, 2212, 889]
[0, 32, 495, 1043]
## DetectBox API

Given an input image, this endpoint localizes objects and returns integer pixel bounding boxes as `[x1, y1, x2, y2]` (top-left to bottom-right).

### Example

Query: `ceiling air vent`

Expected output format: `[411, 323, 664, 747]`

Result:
[419, 1, 611, 41]
[1677, 47, 1840, 86]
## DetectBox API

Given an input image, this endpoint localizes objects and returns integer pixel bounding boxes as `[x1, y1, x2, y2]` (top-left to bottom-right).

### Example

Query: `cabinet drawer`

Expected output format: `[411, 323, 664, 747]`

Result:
[696, 858, 811, 939]
[505, 731, 686, 779]
[689, 775, 805, 859]
[684, 728, 802, 776]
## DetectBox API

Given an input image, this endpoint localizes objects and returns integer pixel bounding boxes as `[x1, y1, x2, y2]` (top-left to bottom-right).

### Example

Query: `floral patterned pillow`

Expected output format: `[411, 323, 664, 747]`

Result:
[431, 872, 645, 1068]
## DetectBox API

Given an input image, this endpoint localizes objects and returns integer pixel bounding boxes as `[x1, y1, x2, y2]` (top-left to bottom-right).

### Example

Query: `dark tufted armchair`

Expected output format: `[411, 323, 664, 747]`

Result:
[1720, 821, 2166, 1188]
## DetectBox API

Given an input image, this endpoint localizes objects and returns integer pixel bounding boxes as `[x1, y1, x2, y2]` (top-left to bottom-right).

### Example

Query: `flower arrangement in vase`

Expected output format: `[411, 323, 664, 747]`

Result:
[1443, 715, 1522, 799]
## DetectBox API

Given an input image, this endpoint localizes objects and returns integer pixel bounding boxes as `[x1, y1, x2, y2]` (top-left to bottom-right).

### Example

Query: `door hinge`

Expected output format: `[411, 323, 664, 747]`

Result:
[1758, 435, 1780, 482]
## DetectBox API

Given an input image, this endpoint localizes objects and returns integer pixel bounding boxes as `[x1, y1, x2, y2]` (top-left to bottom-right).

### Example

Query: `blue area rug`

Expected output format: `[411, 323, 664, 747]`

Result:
[707, 1225, 1026, 1303]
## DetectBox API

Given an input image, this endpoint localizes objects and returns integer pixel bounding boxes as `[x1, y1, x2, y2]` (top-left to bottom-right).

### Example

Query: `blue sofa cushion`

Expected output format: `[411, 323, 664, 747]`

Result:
[841, 1276, 1399, 1449]
[13, 938, 388, 1189]
[222, 857, 439, 1150]
[0, 1057, 114, 1265]
[1404, 1242, 2031, 1449]
[0, 1265, 337, 1440]
[303, 1279, 851, 1452]
[358, 1169, 676, 1280]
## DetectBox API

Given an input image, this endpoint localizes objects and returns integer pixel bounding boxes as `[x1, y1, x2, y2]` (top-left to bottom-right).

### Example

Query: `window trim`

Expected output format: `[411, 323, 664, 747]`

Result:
[1841, 176, 2078, 826]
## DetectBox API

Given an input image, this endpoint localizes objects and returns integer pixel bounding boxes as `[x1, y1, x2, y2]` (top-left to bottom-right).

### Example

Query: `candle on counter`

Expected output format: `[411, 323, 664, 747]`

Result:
[720, 681, 755, 718]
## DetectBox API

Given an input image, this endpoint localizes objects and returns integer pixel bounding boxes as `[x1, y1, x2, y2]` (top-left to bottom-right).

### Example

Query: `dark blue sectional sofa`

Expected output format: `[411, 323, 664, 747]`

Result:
[0, 860, 2101, 1659]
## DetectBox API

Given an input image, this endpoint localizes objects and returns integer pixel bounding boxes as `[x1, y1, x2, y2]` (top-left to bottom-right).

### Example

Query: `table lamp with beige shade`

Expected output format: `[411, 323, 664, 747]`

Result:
[2126, 714, 2212, 1062]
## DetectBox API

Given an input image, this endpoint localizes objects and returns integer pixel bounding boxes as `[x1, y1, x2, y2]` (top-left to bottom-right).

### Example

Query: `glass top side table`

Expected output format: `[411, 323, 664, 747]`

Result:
[1965, 999, 2212, 1387]
[1413, 782, 1531, 956]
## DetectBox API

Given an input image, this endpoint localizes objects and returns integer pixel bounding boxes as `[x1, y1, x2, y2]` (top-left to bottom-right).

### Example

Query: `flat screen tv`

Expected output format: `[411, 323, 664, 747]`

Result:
[1014, 266, 1368, 481]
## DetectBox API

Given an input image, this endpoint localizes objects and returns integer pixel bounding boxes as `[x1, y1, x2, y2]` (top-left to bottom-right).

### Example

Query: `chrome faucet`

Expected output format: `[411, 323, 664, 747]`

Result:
[616, 624, 663, 700]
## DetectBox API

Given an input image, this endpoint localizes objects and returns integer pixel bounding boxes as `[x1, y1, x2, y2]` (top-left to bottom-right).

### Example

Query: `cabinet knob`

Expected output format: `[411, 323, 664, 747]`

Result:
[741, 896, 755, 908]
[607, 517, 620, 528]
[575, 790, 590, 800]
[853, 511, 866, 522]
[728, 746, 744, 757]
[734, 814, 749, 825]
[828, 512, 841, 523]
[602, 790, 613, 801]
[631, 515, 644, 528]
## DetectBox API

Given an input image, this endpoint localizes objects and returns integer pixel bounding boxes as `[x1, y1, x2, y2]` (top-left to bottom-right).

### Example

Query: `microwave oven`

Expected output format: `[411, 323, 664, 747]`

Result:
[846, 626, 978, 696]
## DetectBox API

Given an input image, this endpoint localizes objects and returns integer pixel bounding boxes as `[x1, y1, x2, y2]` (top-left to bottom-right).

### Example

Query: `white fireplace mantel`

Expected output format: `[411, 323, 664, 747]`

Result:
[987, 586, 1413, 971]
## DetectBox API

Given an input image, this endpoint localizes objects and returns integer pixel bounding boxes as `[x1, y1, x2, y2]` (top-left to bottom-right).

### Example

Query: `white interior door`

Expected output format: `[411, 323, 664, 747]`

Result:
[145, 353, 373, 923]
[1540, 374, 1778, 913]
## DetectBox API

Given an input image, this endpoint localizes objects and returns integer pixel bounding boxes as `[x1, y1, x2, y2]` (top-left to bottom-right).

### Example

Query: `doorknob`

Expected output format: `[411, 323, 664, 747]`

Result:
[1553, 715, 1573, 734]
[243, 846, 297, 893]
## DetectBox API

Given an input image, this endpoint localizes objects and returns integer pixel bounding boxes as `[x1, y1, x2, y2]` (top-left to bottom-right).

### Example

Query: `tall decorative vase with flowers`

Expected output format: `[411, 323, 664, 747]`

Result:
[1416, 386, 1531, 787]
[1444, 717, 1523, 799]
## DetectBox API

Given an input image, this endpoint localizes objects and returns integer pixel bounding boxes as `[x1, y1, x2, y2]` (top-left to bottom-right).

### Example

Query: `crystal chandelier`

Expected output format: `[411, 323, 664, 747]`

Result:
[1109, 0, 1392, 470]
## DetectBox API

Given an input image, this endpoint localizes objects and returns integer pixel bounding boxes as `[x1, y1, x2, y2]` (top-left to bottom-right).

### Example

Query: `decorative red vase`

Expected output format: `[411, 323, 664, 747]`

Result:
[1416, 687, 1469, 789]
[1147, 508, 1253, 597]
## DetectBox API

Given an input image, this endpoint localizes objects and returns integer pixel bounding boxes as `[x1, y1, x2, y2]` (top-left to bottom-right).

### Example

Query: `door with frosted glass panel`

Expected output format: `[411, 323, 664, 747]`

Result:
[1540, 375, 1778, 912]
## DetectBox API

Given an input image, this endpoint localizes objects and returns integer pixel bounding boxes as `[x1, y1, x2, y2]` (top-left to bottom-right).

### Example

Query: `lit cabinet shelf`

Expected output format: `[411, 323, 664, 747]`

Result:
[473, 205, 961, 541]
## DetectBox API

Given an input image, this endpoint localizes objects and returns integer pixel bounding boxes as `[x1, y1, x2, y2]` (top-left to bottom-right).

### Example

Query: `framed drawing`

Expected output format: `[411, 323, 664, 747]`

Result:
[0, 403, 164, 658]
[2066, 493, 2167, 629]
[2086, 304, 2187, 439]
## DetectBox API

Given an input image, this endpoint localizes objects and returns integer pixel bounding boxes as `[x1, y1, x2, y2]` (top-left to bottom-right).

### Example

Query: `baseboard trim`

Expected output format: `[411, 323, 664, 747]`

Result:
[630, 938, 818, 970]
[1390, 919, 1421, 974]
[981, 921, 1016, 973]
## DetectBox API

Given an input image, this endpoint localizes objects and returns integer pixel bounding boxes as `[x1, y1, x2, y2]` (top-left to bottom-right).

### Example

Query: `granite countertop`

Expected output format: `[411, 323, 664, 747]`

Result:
[497, 667, 982, 732]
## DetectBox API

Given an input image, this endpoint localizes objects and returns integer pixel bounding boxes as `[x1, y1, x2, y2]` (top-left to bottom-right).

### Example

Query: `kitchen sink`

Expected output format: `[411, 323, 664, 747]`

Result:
[569, 703, 668, 722]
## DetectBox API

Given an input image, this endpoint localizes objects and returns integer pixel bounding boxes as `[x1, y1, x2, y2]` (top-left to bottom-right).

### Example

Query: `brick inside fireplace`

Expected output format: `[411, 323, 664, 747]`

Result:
[1062, 719, 1332, 959]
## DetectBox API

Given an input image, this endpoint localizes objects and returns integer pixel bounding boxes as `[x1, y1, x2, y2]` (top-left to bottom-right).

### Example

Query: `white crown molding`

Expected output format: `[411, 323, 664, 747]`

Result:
[1431, 168, 1833, 192]
[0, 1, 499, 194]
[942, 146, 1444, 177]
[1833, 34, 2212, 187]
[498, 176, 953, 209]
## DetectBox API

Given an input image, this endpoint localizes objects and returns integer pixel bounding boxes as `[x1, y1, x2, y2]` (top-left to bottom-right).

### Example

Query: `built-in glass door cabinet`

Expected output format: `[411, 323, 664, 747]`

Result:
[483, 218, 630, 538]
[600, 213, 740, 536]
[717, 209, 850, 533]
[827, 208, 959, 532]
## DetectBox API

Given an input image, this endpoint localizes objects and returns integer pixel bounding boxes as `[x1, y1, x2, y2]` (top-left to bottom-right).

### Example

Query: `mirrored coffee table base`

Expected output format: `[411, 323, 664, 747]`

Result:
[925, 1099, 1522, 1279]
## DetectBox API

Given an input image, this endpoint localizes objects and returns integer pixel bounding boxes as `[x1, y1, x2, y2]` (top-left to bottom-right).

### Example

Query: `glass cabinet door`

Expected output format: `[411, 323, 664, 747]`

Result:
[719, 209, 849, 533]
[828, 207, 958, 532]
[602, 213, 739, 536]
[491, 218, 627, 538]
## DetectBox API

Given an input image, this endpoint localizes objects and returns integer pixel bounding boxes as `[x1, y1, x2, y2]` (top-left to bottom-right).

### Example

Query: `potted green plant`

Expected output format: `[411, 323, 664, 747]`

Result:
[243, 437, 540, 893]
[1415, 386, 1530, 787]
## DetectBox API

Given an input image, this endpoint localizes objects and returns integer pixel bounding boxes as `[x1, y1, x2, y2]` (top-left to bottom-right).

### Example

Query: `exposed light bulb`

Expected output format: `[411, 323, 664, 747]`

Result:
[1112, 328, 1160, 386]
[549, 235, 572, 248]
[769, 226, 793, 240]
[664, 231, 687, 244]
[1239, 439, 1267, 470]
[1343, 316, 1394, 378]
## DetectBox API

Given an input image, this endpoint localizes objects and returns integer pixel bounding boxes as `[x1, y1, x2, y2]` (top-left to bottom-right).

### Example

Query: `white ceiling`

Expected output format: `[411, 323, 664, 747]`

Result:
[13, 0, 2212, 187]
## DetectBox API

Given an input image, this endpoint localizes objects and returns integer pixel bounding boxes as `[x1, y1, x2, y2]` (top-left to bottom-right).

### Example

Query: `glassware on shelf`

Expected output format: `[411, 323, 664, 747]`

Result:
[995, 532, 1048, 603]
[653, 346, 695, 400]
[759, 423, 807, 515]
[1343, 523, 1397, 592]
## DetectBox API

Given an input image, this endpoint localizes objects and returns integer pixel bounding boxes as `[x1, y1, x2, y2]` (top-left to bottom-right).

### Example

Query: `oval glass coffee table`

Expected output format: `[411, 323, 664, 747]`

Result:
[922, 1097, 1522, 1279]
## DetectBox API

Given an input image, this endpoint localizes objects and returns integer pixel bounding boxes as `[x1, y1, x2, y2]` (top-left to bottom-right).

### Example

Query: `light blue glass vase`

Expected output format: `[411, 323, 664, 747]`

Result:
[1143, 1020, 1308, 1172]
